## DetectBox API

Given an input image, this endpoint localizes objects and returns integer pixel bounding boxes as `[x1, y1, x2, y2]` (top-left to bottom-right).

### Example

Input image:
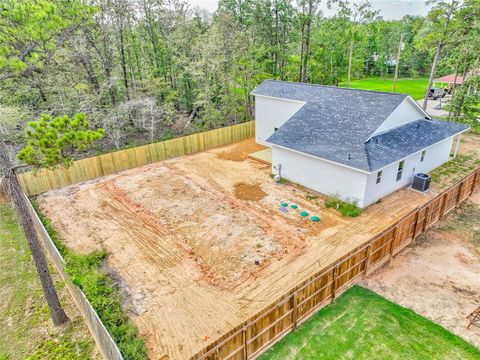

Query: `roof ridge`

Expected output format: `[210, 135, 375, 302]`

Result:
[262, 79, 409, 97]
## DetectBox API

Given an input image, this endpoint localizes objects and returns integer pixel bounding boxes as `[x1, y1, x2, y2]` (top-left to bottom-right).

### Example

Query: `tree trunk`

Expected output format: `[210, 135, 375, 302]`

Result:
[0, 142, 69, 327]
[452, 59, 459, 91]
[422, 41, 443, 110]
[301, 0, 313, 83]
[118, 20, 129, 99]
[347, 39, 353, 87]
[422, 1, 455, 110]
[392, 33, 403, 92]
[298, 23, 305, 82]
[448, 59, 460, 117]
[273, 0, 279, 76]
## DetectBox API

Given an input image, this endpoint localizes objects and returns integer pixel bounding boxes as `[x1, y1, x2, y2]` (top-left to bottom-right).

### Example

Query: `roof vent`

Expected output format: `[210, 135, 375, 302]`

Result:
[417, 123, 421, 129]
[347, 152, 351, 160]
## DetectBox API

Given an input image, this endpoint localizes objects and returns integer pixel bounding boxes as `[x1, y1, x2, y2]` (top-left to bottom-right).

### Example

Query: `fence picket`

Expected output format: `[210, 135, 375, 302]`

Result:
[193, 167, 480, 360]
[17, 121, 255, 196]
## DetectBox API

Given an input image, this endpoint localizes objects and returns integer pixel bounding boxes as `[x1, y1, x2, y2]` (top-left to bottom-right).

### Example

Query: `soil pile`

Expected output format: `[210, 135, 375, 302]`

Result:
[217, 140, 265, 161]
[234, 182, 267, 201]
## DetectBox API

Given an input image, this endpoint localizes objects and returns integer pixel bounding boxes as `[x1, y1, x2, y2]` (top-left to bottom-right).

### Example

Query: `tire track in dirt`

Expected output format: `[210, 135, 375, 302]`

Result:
[97, 178, 228, 287]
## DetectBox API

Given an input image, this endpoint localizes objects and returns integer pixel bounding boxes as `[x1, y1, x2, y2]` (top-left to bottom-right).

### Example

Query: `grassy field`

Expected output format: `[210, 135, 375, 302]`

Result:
[0, 202, 98, 360]
[340, 78, 429, 100]
[259, 286, 480, 360]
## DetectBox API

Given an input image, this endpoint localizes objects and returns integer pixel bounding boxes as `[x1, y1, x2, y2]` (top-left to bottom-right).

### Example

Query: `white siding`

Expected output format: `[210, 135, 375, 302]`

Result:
[254, 95, 305, 146]
[272, 146, 368, 207]
[372, 97, 427, 136]
[363, 137, 455, 206]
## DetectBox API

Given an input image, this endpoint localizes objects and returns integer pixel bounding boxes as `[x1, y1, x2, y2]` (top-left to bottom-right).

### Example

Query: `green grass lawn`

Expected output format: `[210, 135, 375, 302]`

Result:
[339, 78, 429, 100]
[259, 286, 480, 360]
[0, 203, 98, 360]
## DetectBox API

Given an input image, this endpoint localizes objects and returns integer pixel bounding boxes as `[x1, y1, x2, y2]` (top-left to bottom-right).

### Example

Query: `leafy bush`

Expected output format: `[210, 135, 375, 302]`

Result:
[31, 199, 147, 359]
[324, 197, 362, 217]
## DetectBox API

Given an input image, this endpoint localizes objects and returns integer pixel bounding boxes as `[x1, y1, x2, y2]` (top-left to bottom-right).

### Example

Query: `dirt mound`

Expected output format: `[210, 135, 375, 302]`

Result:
[234, 182, 267, 201]
[217, 139, 265, 162]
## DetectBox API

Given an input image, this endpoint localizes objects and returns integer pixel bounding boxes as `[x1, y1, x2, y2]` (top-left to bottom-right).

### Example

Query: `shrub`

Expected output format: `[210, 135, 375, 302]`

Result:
[324, 197, 362, 217]
[31, 199, 148, 359]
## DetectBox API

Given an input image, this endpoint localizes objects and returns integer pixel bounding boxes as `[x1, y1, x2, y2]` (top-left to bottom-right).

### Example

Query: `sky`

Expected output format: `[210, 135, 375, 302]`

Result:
[187, 0, 432, 20]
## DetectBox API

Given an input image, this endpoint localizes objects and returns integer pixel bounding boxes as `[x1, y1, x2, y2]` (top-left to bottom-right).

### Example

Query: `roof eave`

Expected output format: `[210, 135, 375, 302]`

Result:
[368, 126, 470, 173]
[270, 142, 372, 174]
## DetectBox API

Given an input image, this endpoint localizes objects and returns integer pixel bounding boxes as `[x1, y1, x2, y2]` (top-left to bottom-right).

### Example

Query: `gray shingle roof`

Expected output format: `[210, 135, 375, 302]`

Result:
[366, 119, 469, 172]
[252, 80, 469, 172]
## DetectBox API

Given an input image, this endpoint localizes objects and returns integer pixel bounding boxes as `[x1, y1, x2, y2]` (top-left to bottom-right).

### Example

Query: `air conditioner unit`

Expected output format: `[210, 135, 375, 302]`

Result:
[412, 173, 431, 192]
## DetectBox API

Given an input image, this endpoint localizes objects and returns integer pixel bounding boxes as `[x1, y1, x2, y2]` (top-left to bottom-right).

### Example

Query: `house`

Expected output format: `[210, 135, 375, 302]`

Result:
[251, 80, 470, 208]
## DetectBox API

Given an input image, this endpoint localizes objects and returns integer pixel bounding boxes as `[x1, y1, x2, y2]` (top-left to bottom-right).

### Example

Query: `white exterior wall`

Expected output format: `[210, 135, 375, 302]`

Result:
[272, 146, 369, 207]
[372, 97, 427, 136]
[363, 136, 455, 206]
[254, 95, 305, 146]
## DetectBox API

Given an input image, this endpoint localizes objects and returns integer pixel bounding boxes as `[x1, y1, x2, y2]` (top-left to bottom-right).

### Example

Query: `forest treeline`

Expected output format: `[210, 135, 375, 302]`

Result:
[0, 0, 479, 152]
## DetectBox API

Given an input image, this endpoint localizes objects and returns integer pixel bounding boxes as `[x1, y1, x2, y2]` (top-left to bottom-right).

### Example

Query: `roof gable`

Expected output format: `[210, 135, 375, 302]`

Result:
[370, 97, 429, 138]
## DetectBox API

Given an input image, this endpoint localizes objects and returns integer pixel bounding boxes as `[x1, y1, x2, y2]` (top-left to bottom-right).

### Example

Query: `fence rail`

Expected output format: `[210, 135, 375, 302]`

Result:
[24, 193, 123, 360]
[18, 121, 255, 196]
[191, 167, 480, 360]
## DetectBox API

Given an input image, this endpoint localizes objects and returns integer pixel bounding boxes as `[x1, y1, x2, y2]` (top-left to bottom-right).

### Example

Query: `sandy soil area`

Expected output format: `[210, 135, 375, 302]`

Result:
[363, 196, 480, 349]
[37, 136, 479, 359]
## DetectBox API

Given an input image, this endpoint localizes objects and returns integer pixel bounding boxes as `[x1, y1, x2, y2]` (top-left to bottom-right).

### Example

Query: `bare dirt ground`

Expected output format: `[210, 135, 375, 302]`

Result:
[431, 132, 480, 193]
[363, 194, 480, 349]
[37, 134, 480, 359]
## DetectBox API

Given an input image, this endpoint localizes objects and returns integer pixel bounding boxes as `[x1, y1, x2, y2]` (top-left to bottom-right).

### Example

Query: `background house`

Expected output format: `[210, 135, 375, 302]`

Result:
[251, 80, 469, 208]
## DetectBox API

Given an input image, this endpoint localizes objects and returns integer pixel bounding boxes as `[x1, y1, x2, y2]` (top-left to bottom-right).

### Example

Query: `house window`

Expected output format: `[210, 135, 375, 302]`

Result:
[420, 150, 426, 162]
[396, 160, 405, 181]
[376, 171, 382, 184]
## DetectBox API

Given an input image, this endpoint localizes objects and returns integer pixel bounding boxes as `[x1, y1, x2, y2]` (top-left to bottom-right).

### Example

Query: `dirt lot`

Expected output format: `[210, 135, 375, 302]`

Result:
[363, 193, 480, 349]
[37, 134, 480, 359]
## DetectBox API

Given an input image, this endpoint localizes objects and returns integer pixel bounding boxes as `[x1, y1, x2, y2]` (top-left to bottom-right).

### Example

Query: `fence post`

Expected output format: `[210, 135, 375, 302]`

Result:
[470, 172, 478, 196]
[422, 206, 430, 233]
[456, 181, 465, 204]
[331, 264, 339, 300]
[411, 210, 420, 240]
[389, 226, 398, 261]
[292, 292, 298, 330]
[242, 328, 248, 360]
[439, 192, 448, 218]
[364, 244, 372, 277]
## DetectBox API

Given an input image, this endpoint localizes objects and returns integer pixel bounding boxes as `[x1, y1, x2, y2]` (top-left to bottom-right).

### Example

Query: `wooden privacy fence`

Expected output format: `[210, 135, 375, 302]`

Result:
[18, 121, 255, 196]
[24, 194, 123, 360]
[192, 168, 480, 360]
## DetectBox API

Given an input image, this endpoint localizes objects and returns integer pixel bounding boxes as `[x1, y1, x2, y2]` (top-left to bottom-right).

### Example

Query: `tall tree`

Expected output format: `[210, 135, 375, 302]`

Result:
[392, 33, 404, 91]
[0, 141, 70, 326]
[1, 113, 103, 326]
[421, 0, 460, 110]
[297, 0, 318, 82]
[335, 0, 377, 87]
